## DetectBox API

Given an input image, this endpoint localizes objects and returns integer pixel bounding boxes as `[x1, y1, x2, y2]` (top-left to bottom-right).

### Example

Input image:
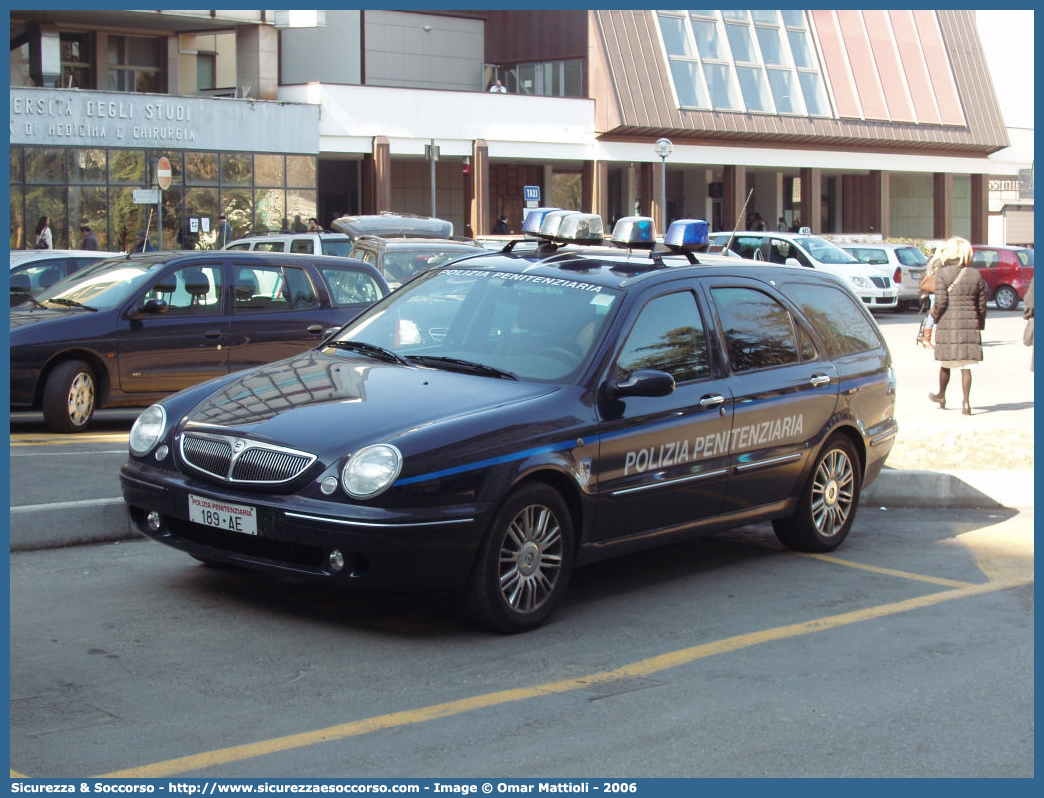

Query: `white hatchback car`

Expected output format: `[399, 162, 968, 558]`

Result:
[841, 243, 928, 311]
[710, 231, 899, 312]
[10, 249, 120, 306]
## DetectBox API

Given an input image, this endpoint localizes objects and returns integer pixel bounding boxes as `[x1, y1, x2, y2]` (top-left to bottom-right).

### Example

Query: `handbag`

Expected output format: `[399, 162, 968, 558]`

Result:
[918, 270, 935, 293]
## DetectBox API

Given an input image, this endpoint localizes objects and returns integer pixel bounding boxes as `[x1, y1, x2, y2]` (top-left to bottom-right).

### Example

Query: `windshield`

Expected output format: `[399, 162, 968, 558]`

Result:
[31, 257, 165, 309]
[794, 237, 861, 265]
[327, 266, 621, 382]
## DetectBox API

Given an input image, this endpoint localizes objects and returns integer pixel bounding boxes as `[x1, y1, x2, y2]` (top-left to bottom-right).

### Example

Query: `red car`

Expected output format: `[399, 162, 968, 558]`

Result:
[971, 245, 1034, 310]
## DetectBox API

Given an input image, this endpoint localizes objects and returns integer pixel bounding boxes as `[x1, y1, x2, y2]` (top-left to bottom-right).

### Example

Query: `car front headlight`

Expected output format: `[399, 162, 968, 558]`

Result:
[847, 275, 873, 289]
[341, 443, 402, 499]
[129, 404, 167, 456]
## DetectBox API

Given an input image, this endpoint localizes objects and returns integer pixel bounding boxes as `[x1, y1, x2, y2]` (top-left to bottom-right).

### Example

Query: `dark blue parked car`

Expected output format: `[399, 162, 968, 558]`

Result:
[11, 250, 387, 432]
[120, 212, 897, 632]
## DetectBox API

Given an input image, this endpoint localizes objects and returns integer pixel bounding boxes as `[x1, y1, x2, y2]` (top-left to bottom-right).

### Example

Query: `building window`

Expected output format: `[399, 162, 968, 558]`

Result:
[60, 33, 93, 89]
[497, 59, 584, 98]
[107, 35, 163, 93]
[655, 9, 834, 117]
[197, 53, 216, 92]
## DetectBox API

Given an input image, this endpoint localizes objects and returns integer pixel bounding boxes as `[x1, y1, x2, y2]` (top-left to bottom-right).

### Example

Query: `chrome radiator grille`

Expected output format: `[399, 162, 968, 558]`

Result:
[180, 433, 317, 485]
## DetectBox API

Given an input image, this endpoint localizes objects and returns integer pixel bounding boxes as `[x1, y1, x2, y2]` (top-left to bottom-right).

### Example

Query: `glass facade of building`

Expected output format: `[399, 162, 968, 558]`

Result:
[11, 146, 317, 252]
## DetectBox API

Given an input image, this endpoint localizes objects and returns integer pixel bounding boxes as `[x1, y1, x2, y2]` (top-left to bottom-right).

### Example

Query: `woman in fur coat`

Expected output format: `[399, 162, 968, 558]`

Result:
[928, 236, 989, 415]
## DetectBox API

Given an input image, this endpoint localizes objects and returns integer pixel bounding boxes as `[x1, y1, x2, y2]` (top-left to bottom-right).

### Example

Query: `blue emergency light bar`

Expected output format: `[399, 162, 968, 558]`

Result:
[609, 216, 657, 249]
[521, 207, 562, 236]
[664, 219, 710, 252]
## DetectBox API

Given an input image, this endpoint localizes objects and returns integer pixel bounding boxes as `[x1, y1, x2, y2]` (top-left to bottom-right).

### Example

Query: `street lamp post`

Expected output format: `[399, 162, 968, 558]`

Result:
[654, 138, 673, 235]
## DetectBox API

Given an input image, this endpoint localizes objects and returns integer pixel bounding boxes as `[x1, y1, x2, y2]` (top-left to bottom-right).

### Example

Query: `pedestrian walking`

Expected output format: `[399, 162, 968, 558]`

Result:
[34, 216, 52, 249]
[216, 213, 232, 248]
[492, 215, 511, 234]
[927, 236, 988, 415]
[1022, 277, 1034, 371]
[79, 224, 99, 250]
[134, 229, 156, 252]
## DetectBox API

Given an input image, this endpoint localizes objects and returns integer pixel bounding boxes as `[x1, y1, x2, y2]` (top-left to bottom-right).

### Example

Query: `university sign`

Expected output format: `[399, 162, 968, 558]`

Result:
[10, 87, 319, 155]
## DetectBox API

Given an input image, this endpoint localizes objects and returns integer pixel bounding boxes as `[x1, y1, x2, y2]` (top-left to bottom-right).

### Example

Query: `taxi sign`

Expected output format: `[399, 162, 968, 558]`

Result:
[524, 185, 541, 202]
[156, 156, 172, 190]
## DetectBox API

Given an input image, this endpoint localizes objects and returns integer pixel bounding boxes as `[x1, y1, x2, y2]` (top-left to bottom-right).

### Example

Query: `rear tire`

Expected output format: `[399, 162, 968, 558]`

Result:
[41, 359, 96, 433]
[462, 483, 574, 633]
[773, 435, 861, 552]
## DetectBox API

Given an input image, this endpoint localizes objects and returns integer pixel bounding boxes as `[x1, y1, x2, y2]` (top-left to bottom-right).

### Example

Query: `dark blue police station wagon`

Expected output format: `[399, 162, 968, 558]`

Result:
[120, 210, 898, 632]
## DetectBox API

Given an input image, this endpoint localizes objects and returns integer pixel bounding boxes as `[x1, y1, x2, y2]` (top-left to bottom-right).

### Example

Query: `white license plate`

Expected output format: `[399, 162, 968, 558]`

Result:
[188, 494, 258, 535]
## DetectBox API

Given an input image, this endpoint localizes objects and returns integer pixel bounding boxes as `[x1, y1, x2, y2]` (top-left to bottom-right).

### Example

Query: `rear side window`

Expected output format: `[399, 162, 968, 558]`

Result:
[289, 239, 314, 254]
[253, 241, 285, 252]
[233, 265, 318, 313]
[710, 287, 800, 372]
[320, 240, 352, 257]
[777, 282, 883, 357]
[848, 247, 888, 265]
[319, 266, 384, 306]
[972, 250, 998, 268]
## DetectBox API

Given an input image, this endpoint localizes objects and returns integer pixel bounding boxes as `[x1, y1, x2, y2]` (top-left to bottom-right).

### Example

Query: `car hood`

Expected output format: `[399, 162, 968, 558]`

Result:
[10, 306, 101, 331]
[179, 349, 559, 452]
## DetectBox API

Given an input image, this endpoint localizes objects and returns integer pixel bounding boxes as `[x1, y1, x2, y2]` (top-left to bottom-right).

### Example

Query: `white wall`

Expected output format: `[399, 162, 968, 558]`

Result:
[280, 10, 362, 86]
[365, 11, 484, 91]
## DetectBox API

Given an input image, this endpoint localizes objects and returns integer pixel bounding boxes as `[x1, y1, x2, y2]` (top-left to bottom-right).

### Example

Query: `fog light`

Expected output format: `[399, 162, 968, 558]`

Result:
[146, 510, 162, 532]
[320, 476, 338, 495]
[329, 549, 345, 572]
[155, 445, 169, 461]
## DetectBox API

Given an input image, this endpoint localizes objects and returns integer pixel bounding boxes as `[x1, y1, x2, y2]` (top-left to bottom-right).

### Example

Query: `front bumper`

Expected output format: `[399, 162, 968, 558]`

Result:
[120, 460, 491, 592]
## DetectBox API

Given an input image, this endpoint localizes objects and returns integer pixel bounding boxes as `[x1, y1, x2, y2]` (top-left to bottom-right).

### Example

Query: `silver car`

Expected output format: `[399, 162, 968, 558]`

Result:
[841, 243, 929, 311]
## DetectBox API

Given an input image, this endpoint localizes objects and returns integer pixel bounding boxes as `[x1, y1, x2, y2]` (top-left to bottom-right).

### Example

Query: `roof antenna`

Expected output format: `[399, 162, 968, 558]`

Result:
[723, 187, 754, 256]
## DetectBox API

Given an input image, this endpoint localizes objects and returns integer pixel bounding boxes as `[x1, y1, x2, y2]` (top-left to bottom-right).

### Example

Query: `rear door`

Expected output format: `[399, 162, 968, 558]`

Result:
[225, 257, 335, 372]
[702, 277, 839, 514]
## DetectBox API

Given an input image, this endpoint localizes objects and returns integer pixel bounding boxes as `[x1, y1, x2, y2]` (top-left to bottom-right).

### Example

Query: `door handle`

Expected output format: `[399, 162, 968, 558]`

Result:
[699, 394, 726, 410]
[810, 373, 831, 387]
[306, 324, 325, 335]
[203, 330, 223, 340]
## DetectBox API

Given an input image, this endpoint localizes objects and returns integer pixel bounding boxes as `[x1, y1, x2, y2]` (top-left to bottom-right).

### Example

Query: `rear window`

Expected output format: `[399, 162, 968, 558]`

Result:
[894, 247, 928, 267]
[1017, 250, 1033, 268]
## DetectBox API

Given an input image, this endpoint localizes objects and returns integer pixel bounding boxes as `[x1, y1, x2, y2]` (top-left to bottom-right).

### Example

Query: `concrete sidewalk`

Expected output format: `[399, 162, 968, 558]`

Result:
[9, 309, 1034, 551]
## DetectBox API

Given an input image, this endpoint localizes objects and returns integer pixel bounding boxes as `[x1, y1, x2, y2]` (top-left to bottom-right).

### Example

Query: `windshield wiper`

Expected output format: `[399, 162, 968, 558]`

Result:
[47, 297, 98, 312]
[410, 355, 519, 381]
[325, 340, 413, 366]
[15, 294, 49, 310]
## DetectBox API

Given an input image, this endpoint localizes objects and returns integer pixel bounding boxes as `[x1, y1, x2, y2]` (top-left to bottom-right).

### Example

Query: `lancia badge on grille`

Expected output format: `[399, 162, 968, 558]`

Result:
[232, 439, 246, 453]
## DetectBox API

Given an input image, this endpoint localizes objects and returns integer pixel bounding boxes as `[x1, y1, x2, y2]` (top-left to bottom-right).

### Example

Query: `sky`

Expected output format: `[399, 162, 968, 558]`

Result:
[975, 9, 1034, 129]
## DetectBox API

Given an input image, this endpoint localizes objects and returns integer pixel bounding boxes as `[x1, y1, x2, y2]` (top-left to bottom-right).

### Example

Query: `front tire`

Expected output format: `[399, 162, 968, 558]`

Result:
[41, 359, 96, 432]
[993, 285, 1019, 311]
[773, 435, 861, 552]
[462, 483, 575, 633]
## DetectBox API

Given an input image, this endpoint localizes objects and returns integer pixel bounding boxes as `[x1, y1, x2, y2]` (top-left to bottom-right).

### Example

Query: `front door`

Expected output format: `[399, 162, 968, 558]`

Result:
[593, 288, 734, 541]
[117, 262, 229, 393]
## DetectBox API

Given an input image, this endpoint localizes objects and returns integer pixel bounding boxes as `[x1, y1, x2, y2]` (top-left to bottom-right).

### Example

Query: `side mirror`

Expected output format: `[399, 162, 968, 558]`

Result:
[785, 257, 805, 269]
[127, 298, 169, 320]
[607, 369, 676, 399]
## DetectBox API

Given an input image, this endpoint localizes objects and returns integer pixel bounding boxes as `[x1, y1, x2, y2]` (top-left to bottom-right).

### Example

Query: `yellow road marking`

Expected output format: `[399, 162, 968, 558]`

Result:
[801, 553, 975, 588]
[11, 434, 128, 446]
[95, 574, 1031, 779]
